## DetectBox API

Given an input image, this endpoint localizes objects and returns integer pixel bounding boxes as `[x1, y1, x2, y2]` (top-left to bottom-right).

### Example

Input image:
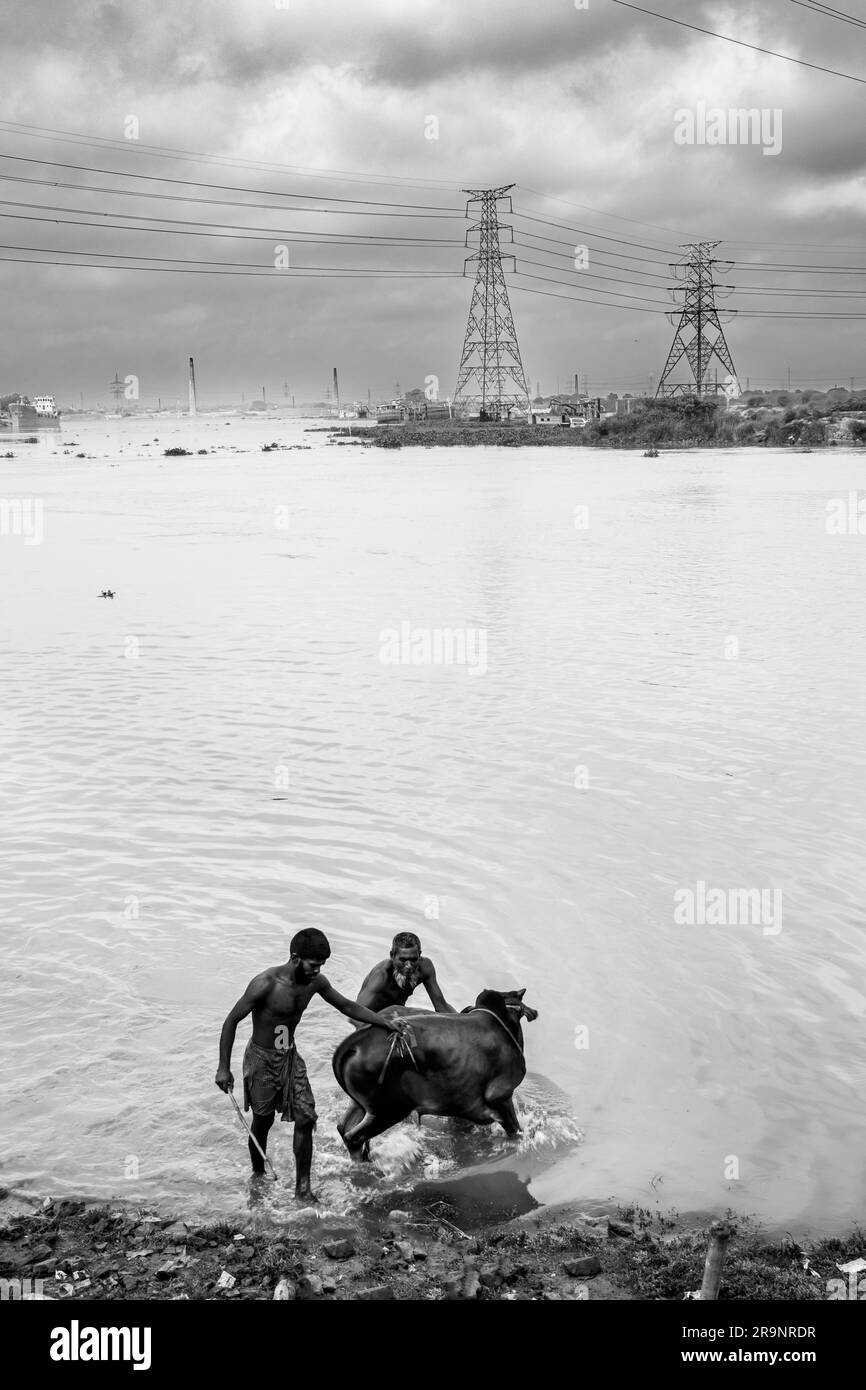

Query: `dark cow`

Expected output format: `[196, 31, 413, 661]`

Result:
[333, 988, 538, 1157]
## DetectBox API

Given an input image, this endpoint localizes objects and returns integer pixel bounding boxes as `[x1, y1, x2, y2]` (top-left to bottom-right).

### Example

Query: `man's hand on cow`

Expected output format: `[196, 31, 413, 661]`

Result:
[386, 1018, 410, 1036]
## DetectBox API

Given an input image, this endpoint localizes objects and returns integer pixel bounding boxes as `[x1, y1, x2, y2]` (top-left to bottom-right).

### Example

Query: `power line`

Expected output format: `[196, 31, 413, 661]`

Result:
[789, 1, 866, 32]
[0, 243, 459, 275]
[519, 246, 866, 294]
[515, 183, 690, 241]
[0, 201, 463, 246]
[0, 255, 463, 280]
[509, 279, 668, 314]
[0, 152, 462, 211]
[0, 170, 461, 218]
[8, 202, 866, 285]
[516, 226, 673, 267]
[0, 120, 466, 192]
[514, 207, 676, 256]
[609, 0, 866, 86]
[3, 247, 864, 315]
[736, 309, 866, 317]
[734, 260, 866, 273]
[514, 266, 669, 306]
[515, 239, 678, 281]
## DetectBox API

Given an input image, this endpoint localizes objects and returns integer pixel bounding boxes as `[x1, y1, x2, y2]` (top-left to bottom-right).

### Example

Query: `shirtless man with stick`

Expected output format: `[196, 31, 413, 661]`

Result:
[215, 928, 407, 1200]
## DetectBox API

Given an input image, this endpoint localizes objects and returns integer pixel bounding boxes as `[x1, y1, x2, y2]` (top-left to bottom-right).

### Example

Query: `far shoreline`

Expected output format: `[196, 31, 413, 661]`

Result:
[323, 423, 866, 453]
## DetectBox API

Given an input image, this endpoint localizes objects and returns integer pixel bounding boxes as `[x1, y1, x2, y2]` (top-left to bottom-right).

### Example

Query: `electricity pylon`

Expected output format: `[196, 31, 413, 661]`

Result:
[453, 185, 530, 416]
[656, 242, 739, 398]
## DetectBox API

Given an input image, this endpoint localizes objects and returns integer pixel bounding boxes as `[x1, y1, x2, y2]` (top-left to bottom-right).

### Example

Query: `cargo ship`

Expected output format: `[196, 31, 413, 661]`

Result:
[0, 394, 62, 431]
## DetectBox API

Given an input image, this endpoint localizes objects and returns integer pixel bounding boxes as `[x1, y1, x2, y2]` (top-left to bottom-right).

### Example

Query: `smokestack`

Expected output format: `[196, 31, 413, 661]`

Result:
[574, 372, 579, 395]
[333, 367, 340, 413]
[188, 357, 197, 417]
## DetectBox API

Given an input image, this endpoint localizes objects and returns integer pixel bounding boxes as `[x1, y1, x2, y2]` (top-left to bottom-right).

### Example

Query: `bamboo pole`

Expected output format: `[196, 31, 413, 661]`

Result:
[699, 1220, 733, 1300]
[227, 1090, 278, 1181]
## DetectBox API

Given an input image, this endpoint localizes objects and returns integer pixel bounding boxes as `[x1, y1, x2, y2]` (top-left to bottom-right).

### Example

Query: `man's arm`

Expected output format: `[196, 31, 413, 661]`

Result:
[355, 962, 389, 1012]
[421, 959, 456, 1013]
[215, 973, 271, 1091]
[316, 976, 407, 1032]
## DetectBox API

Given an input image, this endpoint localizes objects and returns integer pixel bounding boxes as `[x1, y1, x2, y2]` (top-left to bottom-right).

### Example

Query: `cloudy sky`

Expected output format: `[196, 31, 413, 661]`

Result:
[1, 0, 865, 405]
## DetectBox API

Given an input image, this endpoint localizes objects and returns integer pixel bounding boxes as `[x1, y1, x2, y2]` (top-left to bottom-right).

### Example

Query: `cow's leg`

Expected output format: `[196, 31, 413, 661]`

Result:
[343, 1104, 413, 1150]
[337, 1100, 371, 1160]
[491, 1096, 521, 1137]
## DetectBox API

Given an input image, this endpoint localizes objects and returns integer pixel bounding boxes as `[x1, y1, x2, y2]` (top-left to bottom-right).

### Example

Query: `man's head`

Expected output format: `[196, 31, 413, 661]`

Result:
[390, 932, 422, 992]
[290, 928, 331, 983]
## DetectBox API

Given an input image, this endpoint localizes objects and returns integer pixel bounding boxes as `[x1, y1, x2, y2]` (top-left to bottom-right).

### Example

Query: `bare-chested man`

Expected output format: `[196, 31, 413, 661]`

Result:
[215, 928, 407, 1200]
[355, 931, 456, 1015]
[338, 932, 455, 1154]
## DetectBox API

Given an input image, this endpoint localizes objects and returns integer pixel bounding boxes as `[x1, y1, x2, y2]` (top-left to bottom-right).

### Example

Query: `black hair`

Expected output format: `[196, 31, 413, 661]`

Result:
[391, 931, 421, 955]
[290, 928, 331, 961]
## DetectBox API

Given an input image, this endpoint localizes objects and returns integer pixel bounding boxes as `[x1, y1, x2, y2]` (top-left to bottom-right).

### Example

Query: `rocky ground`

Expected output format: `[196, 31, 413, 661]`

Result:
[1, 1188, 861, 1301]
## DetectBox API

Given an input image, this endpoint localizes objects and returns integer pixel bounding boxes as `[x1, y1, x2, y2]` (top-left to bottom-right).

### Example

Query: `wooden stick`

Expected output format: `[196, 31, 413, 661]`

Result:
[227, 1090, 278, 1181]
[699, 1220, 733, 1300]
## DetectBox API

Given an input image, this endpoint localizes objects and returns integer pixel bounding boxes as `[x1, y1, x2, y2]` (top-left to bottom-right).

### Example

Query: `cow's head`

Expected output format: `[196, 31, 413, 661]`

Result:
[474, 988, 538, 1039]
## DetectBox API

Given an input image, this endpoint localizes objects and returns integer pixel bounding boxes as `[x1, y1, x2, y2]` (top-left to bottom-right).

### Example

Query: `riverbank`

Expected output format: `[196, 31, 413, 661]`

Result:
[1, 1189, 860, 1301]
[324, 394, 866, 450]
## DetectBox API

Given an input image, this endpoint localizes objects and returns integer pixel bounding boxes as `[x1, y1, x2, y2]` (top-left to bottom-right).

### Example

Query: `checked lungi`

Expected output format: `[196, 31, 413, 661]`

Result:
[242, 1038, 317, 1125]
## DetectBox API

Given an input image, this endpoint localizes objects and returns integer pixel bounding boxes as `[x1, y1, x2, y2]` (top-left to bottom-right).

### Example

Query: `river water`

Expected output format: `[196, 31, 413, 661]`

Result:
[1, 416, 864, 1235]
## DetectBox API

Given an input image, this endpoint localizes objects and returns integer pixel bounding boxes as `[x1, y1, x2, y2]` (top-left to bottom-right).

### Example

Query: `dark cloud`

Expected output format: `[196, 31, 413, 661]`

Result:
[1, 0, 865, 400]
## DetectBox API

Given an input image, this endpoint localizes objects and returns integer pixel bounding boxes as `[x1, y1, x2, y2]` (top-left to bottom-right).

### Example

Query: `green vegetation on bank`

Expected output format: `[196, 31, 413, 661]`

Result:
[585, 395, 866, 449]
[326, 392, 866, 450]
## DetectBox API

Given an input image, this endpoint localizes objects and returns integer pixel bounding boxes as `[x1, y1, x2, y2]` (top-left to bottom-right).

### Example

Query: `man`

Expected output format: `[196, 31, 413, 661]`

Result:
[338, 932, 455, 1155]
[215, 928, 408, 1201]
[355, 931, 456, 1014]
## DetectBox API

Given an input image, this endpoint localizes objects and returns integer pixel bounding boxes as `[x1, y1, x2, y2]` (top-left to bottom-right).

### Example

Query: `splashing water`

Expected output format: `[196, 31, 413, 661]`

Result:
[301, 1072, 583, 1217]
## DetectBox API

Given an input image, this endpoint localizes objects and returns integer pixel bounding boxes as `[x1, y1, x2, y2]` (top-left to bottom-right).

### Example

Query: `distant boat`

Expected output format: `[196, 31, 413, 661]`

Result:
[0, 395, 61, 430]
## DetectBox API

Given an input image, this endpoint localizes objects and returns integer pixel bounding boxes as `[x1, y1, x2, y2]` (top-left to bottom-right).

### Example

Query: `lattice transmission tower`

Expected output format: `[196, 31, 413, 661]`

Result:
[656, 242, 739, 398]
[453, 185, 530, 417]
